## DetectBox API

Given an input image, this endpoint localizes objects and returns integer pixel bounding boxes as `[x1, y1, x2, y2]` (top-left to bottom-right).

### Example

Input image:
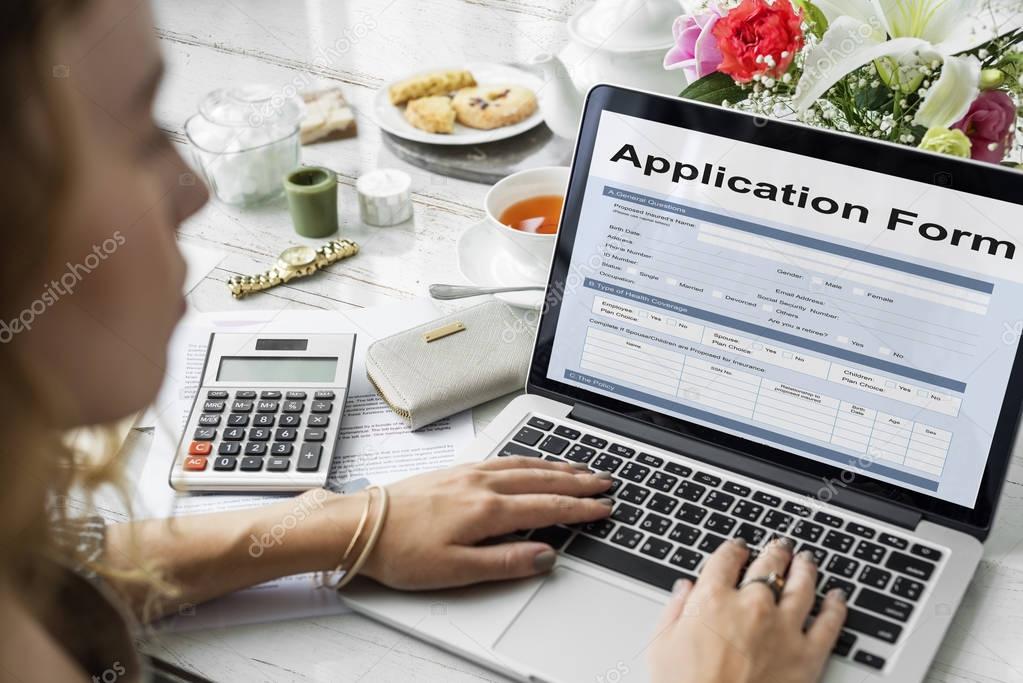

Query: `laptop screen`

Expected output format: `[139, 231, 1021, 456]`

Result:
[546, 108, 1023, 509]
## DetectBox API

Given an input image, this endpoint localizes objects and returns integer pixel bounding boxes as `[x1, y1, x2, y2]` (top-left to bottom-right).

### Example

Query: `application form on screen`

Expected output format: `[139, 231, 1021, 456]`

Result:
[548, 111, 1023, 508]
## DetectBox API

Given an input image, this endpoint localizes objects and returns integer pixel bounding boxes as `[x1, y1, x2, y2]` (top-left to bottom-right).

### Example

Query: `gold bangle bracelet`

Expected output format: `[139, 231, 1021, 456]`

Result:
[334, 485, 389, 591]
[321, 486, 375, 590]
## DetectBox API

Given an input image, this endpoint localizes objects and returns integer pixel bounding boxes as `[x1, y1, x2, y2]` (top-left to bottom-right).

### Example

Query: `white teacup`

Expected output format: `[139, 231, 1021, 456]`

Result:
[484, 166, 570, 284]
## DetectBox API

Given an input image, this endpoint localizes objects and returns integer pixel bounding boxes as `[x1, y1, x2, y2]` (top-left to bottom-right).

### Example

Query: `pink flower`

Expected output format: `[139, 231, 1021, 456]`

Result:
[664, 5, 724, 83]
[952, 90, 1018, 163]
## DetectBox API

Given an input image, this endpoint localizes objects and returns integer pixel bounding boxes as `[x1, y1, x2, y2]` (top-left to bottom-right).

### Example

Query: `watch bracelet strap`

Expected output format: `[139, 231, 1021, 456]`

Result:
[228, 239, 360, 298]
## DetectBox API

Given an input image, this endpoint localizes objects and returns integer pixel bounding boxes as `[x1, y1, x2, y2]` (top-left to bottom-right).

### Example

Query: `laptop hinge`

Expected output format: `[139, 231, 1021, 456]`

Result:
[568, 403, 923, 531]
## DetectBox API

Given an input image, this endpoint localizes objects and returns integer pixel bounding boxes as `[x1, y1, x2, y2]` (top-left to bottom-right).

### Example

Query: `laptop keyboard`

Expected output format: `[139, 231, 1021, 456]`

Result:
[499, 415, 947, 672]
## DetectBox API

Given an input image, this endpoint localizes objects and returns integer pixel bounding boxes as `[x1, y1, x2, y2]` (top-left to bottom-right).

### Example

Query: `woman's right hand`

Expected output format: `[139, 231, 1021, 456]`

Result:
[648, 537, 848, 683]
[360, 456, 614, 590]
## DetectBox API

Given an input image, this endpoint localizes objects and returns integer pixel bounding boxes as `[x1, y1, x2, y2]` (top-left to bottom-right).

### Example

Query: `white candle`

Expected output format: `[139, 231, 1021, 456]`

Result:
[356, 169, 413, 226]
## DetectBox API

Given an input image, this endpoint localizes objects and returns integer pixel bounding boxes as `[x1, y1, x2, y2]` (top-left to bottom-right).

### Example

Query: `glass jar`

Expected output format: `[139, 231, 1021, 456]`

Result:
[185, 85, 303, 206]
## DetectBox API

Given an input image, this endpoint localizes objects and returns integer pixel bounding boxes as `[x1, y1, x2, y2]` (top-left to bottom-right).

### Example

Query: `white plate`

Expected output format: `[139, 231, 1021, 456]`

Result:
[457, 220, 547, 310]
[375, 63, 545, 146]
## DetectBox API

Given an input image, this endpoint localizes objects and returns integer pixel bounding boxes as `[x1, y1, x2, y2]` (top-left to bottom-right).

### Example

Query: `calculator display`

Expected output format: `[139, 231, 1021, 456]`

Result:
[216, 356, 338, 382]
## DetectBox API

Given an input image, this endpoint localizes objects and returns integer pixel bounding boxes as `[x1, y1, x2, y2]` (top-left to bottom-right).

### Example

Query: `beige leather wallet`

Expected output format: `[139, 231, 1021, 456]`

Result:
[365, 300, 533, 430]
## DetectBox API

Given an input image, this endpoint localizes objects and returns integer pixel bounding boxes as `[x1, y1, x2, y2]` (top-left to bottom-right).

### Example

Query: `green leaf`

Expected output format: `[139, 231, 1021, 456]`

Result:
[679, 72, 748, 106]
[794, 0, 829, 39]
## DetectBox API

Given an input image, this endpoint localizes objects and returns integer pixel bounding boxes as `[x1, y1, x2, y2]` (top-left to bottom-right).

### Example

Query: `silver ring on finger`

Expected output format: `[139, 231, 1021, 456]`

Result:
[738, 571, 785, 603]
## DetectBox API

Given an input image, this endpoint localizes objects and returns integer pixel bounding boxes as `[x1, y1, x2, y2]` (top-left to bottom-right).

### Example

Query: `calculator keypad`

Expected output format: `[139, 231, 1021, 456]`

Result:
[182, 388, 340, 478]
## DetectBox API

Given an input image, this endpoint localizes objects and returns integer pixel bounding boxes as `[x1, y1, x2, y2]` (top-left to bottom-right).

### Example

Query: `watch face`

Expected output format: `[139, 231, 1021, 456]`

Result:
[278, 246, 317, 268]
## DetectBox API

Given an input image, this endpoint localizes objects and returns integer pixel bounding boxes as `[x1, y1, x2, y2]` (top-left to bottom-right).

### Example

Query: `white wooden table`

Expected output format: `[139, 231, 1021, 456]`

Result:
[143, 2, 1023, 681]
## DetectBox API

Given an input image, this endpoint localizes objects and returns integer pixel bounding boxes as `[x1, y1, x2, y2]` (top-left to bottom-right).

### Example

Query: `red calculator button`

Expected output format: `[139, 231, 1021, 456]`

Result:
[188, 441, 212, 455]
[184, 456, 208, 471]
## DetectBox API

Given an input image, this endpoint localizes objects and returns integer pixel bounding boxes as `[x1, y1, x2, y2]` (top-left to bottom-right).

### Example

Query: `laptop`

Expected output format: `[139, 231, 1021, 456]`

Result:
[342, 85, 1023, 682]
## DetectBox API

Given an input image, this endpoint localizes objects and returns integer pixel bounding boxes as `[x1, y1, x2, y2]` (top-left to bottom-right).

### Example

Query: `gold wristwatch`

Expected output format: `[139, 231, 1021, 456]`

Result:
[228, 239, 359, 299]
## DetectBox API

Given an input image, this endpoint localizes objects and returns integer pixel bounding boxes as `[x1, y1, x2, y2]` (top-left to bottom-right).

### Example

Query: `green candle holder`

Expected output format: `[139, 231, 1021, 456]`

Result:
[283, 166, 339, 238]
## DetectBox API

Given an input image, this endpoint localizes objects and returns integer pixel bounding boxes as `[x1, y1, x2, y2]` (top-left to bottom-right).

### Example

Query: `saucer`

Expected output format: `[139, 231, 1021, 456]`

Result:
[457, 220, 548, 310]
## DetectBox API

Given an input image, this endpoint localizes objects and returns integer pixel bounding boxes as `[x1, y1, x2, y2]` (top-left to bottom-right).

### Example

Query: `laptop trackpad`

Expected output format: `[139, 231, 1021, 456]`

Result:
[494, 567, 660, 681]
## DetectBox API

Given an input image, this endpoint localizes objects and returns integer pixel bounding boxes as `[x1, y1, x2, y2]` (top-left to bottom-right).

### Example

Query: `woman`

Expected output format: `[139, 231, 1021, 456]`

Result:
[0, 0, 848, 680]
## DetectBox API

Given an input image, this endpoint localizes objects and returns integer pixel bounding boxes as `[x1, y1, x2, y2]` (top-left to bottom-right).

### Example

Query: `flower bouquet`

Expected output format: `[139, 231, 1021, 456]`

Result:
[664, 0, 1023, 166]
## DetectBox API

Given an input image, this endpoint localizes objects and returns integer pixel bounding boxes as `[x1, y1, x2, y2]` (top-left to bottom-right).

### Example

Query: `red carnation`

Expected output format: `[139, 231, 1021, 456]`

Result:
[712, 0, 804, 83]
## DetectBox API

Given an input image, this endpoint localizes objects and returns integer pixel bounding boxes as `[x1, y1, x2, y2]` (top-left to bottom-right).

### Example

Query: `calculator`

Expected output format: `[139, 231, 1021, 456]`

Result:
[169, 332, 356, 492]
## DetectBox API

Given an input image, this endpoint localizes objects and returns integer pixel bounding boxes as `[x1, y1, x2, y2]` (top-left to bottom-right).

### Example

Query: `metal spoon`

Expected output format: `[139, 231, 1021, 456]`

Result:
[428, 283, 545, 300]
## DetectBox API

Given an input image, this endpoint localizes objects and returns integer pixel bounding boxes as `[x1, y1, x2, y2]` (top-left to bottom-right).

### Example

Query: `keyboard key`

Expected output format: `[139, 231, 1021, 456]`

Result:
[814, 512, 844, 528]
[879, 533, 908, 550]
[704, 491, 735, 512]
[193, 427, 217, 441]
[753, 491, 781, 507]
[665, 462, 692, 477]
[240, 457, 263, 472]
[270, 443, 293, 456]
[581, 519, 615, 538]
[203, 400, 225, 413]
[792, 520, 823, 543]
[286, 391, 307, 400]
[311, 401, 333, 413]
[620, 462, 650, 483]
[228, 414, 251, 427]
[647, 472, 677, 493]
[267, 456, 290, 472]
[859, 566, 892, 590]
[527, 416, 554, 431]
[699, 533, 727, 554]
[183, 456, 207, 471]
[554, 425, 581, 440]
[304, 429, 326, 442]
[799, 544, 828, 566]
[198, 414, 221, 427]
[826, 555, 859, 579]
[669, 522, 701, 546]
[591, 453, 623, 472]
[251, 414, 273, 427]
[844, 608, 902, 643]
[498, 442, 541, 458]
[694, 472, 721, 487]
[734, 524, 766, 546]
[891, 576, 924, 602]
[853, 540, 885, 564]
[609, 444, 636, 458]
[566, 536, 693, 591]
[232, 400, 253, 413]
[722, 481, 751, 497]
[565, 445, 597, 463]
[580, 434, 608, 449]
[823, 576, 856, 600]
[853, 651, 885, 669]
[762, 510, 794, 532]
[611, 528, 644, 549]
[257, 400, 279, 413]
[279, 414, 301, 428]
[261, 391, 282, 400]
[218, 442, 241, 455]
[783, 501, 812, 517]
[855, 587, 913, 622]
[236, 390, 257, 399]
[314, 390, 335, 400]
[206, 390, 229, 400]
[648, 493, 679, 516]
[846, 522, 875, 539]
[612, 503, 643, 526]
[669, 547, 702, 571]
[308, 415, 330, 427]
[223, 427, 244, 441]
[275, 428, 297, 442]
[822, 530, 854, 554]
[248, 427, 271, 442]
[531, 525, 573, 549]
[214, 456, 237, 471]
[640, 537, 673, 560]
[244, 443, 267, 456]
[705, 513, 736, 535]
[513, 426, 544, 446]
[833, 631, 857, 657]
[732, 500, 764, 522]
[910, 544, 942, 562]
[297, 444, 323, 471]
[676, 480, 706, 502]
[619, 484, 651, 506]
[539, 435, 570, 455]
[677, 503, 707, 525]
[637, 452, 664, 468]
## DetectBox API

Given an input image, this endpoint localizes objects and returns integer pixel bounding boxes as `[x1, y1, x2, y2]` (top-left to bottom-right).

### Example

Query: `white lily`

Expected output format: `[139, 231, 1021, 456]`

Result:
[794, 0, 1023, 127]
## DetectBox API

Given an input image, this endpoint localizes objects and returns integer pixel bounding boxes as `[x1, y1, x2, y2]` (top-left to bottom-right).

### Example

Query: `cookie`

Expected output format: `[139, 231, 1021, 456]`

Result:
[403, 96, 456, 134]
[300, 88, 357, 144]
[452, 85, 538, 130]
[389, 70, 476, 105]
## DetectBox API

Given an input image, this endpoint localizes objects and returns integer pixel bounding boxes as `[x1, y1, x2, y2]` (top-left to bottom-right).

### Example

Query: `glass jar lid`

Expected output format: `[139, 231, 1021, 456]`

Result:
[199, 84, 304, 129]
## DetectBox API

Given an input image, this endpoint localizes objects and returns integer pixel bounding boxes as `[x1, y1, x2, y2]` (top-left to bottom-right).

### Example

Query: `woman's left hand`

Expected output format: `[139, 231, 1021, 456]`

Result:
[359, 456, 614, 590]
